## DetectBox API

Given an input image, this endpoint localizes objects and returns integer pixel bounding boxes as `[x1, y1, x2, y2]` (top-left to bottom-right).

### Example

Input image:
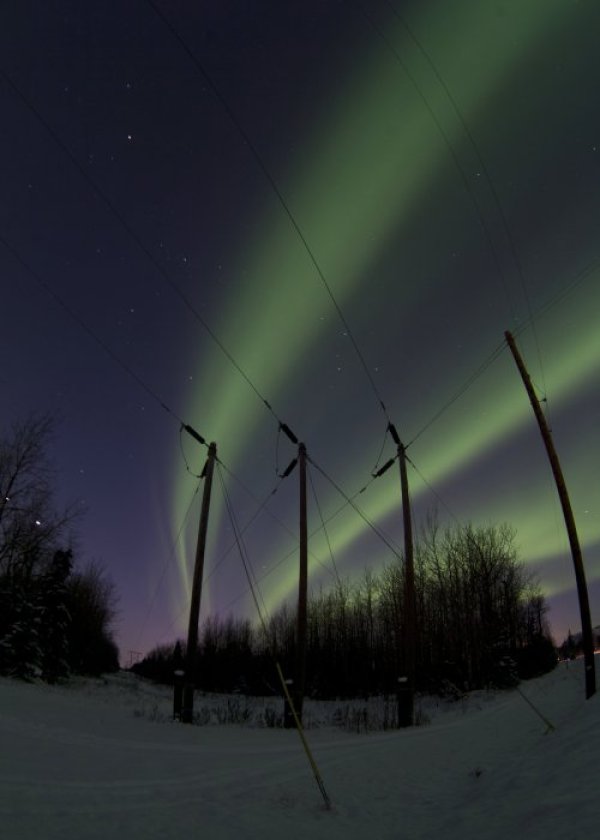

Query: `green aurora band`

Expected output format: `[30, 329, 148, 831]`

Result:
[172, 0, 599, 626]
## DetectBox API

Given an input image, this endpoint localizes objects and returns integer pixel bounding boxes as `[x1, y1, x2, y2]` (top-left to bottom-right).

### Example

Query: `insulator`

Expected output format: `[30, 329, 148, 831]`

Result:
[374, 458, 395, 478]
[183, 424, 206, 446]
[282, 457, 298, 478]
[388, 423, 401, 445]
[280, 423, 299, 444]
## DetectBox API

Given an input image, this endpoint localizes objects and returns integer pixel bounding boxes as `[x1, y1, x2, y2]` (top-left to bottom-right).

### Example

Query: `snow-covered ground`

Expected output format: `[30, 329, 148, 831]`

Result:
[0, 659, 597, 839]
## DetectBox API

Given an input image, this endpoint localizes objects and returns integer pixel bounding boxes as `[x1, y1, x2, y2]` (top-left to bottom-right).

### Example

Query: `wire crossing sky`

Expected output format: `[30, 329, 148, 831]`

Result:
[1, 0, 599, 658]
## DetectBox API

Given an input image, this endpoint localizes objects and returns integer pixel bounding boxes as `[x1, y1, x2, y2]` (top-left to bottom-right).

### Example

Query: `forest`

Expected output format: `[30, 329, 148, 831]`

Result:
[136, 518, 557, 698]
[0, 415, 119, 680]
[0, 414, 557, 696]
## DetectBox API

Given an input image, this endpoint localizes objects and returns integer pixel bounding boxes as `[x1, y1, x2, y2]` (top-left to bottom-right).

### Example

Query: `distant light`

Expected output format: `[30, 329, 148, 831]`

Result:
[35, 520, 41, 526]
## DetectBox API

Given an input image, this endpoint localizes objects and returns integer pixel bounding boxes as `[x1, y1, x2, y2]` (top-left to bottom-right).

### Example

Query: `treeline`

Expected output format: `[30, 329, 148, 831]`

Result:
[0, 415, 119, 681]
[136, 520, 557, 697]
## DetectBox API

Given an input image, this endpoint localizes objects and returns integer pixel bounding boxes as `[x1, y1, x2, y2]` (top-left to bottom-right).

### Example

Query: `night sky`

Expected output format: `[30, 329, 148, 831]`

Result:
[2, 0, 599, 664]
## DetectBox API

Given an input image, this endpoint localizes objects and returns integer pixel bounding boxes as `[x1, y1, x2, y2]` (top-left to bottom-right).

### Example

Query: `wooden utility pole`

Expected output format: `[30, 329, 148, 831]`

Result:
[296, 442, 308, 720]
[373, 425, 417, 725]
[181, 441, 217, 723]
[284, 442, 308, 727]
[397, 437, 416, 726]
[505, 331, 596, 699]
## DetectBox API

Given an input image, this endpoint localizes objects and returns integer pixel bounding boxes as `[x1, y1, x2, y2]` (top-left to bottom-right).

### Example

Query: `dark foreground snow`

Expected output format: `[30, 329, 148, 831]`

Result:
[0, 658, 597, 839]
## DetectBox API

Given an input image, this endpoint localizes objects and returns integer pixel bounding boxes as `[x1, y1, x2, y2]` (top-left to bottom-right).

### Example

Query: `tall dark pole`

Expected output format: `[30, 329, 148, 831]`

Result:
[284, 441, 308, 727]
[398, 440, 416, 726]
[296, 442, 308, 721]
[505, 331, 596, 699]
[181, 441, 217, 723]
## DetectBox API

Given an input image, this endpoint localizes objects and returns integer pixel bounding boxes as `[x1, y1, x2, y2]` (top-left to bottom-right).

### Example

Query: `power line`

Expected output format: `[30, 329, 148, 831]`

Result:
[201, 471, 286, 589]
[512, 257, 600, 339]
[179, 425, 204, 478]
[308, 463, 343, 588]
[156, 466, 296, 641]
[134, 478, 201, 652]
[153, 467, 285, 644]
[1, 234, 219, 656]
[143, 0, 392, 427]
[371, 422, 392, 475]
[407, 339, 507, 448]
[216, 463, 270, 634]
[0, 232, 188, 429]
[0, 67, 286, 429]
[381, 0, 548, 393]
[220, 471, 384, 614]
[309, 457, 403, 560]
[148, 446, 355, 647]
[216, 469, 332, 811]
[405, 454, 462, 529]
[406, 255, 600, 450]
[217, 454, 351, 580]
[353, 1, 516, 324]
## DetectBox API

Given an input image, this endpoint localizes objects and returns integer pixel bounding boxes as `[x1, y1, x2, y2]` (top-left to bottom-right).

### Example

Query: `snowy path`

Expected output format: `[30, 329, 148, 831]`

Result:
[0, 661, 597, 839]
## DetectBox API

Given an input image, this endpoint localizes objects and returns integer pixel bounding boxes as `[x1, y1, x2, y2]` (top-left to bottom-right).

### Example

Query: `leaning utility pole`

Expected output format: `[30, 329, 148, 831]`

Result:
[181, 441, 217, 723]
[505, 331, 596, 699]
[386, 423, 416, 726]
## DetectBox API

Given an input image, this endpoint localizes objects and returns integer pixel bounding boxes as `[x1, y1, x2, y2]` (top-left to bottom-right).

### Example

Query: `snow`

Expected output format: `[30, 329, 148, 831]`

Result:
[0, 659, 597, 839]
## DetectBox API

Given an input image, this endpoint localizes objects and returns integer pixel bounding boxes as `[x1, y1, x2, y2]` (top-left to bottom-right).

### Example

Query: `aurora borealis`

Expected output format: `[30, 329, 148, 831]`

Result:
[2, 0, 599, 661]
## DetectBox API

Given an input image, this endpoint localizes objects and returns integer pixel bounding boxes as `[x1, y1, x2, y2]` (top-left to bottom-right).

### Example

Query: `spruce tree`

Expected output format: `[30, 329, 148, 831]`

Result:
[39, 549, 73, 683]
[0, 583, 42, 679]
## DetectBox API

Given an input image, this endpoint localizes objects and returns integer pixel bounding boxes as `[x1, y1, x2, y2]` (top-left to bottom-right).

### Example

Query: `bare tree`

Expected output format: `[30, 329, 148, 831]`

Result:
[0, 414, 119, 679]
[65, 560, 119, 675]
[0, 414, 79, 583]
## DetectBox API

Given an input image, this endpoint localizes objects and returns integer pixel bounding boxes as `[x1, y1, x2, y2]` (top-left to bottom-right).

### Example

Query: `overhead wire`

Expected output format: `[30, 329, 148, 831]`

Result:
[0, 233, 249, 655]
[201, 470, 286, 589]
[405, 451, 545, 581]
[3, 202, 378, 647]
[134, 478, 202, 650]
[371, 423, 392, 475]
[157, 458, 303, 641]
[353, 0, 516, 324]
[9, 5, 592, 653]
[216, 463, 270, 631]
[4, 13, 398, 454]
[405, 453, 463, 530]
[160, 458, 376, 639]
[135, 4, 599, 671]
[220, 472, 387, 614]
[381, 0, 548, 396]
[512, 257, 600, 339]
[308, 463, 343, 588]
[406, 339, 507, 448]
[0, 233, 189, 430]
[215, 467, 332, 812]
[179, 426, 204, 478]
[143, 0, 392, 429]
[349, 0, 555, 459]
[406, 251, 600, 451]
[2, 59, 315, 617]
[309, 457, 403, 559]
[0, 69, 322, 652]
[0, 67, 285, 429]
[6, 7, 487, 514]
[217, 453, 360, 581]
